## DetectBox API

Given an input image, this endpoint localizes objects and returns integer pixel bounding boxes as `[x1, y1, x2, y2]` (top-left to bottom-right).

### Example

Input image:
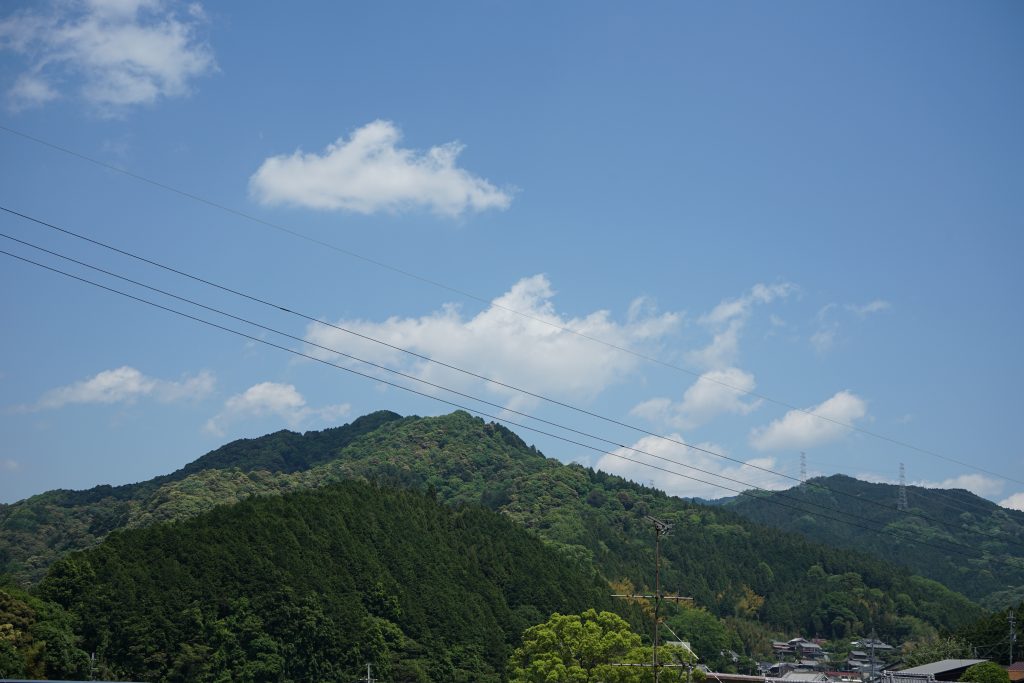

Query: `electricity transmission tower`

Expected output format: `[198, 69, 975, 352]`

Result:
[897, 463, 909, 512]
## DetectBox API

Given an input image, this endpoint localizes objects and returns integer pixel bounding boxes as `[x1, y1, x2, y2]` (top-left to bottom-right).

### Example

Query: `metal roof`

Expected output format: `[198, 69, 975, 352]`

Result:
[899, 660, 988, 676]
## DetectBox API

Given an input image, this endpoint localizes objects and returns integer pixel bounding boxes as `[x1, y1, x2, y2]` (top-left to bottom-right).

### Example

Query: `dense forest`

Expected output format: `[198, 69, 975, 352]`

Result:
[6, 481, 615, 681]
[725, 474, 1024, 608]
[0, 410, 1013, 680]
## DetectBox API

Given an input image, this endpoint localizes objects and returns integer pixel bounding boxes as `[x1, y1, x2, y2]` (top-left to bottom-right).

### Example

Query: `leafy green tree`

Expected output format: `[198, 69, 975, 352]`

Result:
[959, 662, 1010, 683]
[508, 609, 643, 682]
[900, 635, 971, 668]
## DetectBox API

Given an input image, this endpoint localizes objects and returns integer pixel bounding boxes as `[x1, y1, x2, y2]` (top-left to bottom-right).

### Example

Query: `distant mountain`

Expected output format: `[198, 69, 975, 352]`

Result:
[0, 411, 986, 648]
[724, 474, 1024, 609]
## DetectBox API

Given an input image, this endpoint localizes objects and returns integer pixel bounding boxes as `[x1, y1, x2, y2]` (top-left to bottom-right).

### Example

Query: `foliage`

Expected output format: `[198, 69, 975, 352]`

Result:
[508, 609, 695, 683]
[0, 585, 89, 679]
[37, 480, 613, 682]
[959, 662, 1010, 683]
[726, 474, 1024, 605]
[508, 609, 642, 682]
[1, 410, 991, 663]
[0, 410, 403, 586]
[666, 606, 743, 672]
[899, 635, 972, 668]
[953, 601, 1023, 665]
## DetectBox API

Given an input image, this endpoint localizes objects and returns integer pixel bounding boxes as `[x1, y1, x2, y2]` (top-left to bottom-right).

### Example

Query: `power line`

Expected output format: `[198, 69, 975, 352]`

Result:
[0, 125, 1018, 489]
[801, 454, 1013, 518]
[1, 231, 959, 545]
[2, 247, 1019, 566]
[3, 206, 1020, 550]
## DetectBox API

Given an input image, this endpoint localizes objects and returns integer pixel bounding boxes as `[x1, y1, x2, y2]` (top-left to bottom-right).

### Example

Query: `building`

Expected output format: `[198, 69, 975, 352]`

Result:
[895, 659, 988, 682]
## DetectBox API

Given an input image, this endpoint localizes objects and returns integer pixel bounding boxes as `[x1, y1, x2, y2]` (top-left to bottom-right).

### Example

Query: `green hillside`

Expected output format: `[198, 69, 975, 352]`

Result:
[0, 411, 987, 652]
[0, 410, 403, 585]
[8, 480, 615, 681]
[724, 474, 1024, 608]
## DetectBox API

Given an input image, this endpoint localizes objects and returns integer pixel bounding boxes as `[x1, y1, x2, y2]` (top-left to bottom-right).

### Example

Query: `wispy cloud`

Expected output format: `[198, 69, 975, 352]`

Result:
[810, 325, 837, 353]
[687, 283, 795, 370]
[1, 459, 19, 472]
[810, 299, 891, 353]
[914, 473, 1004, 498]
[303, 274, 681, 408]
[595, 434, 789, 500]
[750, 390, 867, 451]
[1000, 492, 1024, 512]
[847, 300, 891, 317]
[0, 0, 215, 113]
[631, 367, 761, 430]
[33, 366, 214, 410]
[250, 120, 513, 217]
[204, 382, 350, 436]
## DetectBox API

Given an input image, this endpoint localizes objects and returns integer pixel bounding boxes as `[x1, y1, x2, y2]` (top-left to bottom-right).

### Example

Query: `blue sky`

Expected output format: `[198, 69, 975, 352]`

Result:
[0, 1, 1021, 509]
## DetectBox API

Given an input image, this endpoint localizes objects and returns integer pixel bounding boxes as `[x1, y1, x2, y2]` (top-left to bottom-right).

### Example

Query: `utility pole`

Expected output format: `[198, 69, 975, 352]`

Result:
[359, 662, 375, 683]
[654, 516, 667, 682]
[610, 516, 692, 683]
[868, 629, 877, 683]
[1010, 609, 1016, 664]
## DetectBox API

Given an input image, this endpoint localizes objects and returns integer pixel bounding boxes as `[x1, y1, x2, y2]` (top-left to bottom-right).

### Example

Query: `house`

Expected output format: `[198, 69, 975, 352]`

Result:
[796, 642, 826, 659]
[852, 639, 895, 654]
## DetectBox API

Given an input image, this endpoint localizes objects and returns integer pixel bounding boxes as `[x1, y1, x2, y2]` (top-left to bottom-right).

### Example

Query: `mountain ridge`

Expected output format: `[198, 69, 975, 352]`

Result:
[724, 473, 1024, 608]
[0, 410, 993, 645]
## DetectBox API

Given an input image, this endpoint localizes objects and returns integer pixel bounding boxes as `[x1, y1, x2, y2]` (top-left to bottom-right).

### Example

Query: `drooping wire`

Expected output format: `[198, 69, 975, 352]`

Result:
[1, 245, 1019, 566]
[3, 204, 1021, 550]
[0, 125, 1017, 489]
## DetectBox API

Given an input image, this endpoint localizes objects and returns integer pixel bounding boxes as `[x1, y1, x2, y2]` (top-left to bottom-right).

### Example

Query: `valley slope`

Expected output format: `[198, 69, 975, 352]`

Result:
[724, 474, 1024, 609]
[0, 411, 991, 647]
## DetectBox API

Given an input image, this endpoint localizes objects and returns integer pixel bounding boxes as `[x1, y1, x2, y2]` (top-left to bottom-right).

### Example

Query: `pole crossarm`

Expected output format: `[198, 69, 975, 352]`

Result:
[611, 594, 693, 602]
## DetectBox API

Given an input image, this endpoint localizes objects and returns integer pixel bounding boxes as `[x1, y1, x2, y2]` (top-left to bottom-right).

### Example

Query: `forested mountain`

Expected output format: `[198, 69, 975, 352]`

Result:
[724, 474, 1024, 608]
[0, 410, 403, 585]
[5, 481, 615, 681]
[0, 410, 990, 669]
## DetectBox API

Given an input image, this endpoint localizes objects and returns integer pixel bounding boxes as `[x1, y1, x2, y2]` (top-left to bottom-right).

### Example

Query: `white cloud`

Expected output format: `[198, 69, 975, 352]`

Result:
[687, 283, 795, 370]
[249, 120, 513, 217]
[1, 459, 19, 472]
[35, 366, 214, 409]
[595, 434, 789, 500]
[0, 0, 215, 113]
[810, 325, 837, 353]
[914, 474, 1004, 498]
[204, 382, 350, 436]
[750, 390, 867, 451]
[630, 367, 761, 430]
[810, 300, 890, 352]
[303, 274, 681, 406]
[848, 300, 891, 317]
[1000, 492, 1024, 512]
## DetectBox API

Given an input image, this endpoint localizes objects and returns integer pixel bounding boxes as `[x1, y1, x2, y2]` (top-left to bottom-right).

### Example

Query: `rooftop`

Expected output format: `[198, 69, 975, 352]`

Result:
[899, 660, 988, 676]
